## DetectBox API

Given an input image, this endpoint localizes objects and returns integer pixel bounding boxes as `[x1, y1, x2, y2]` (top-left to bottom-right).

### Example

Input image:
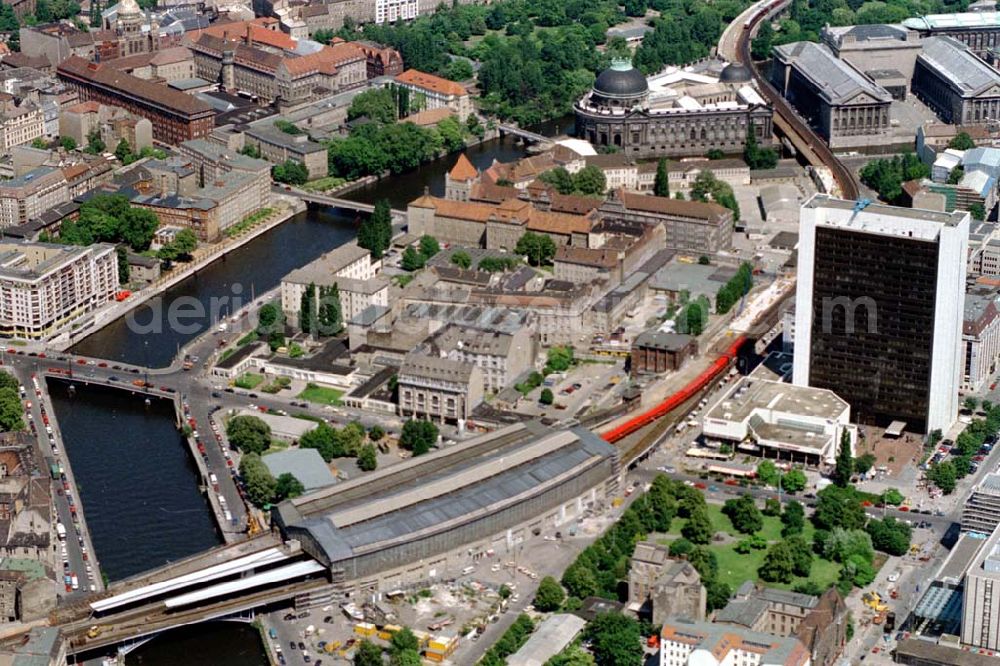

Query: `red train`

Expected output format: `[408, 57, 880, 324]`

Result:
[601, 335, 747, 444]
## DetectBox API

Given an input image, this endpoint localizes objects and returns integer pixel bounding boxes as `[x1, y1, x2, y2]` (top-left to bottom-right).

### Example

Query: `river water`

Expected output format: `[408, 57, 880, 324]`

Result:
[46, 377, 221, 581]
[61, 122, 568, 663]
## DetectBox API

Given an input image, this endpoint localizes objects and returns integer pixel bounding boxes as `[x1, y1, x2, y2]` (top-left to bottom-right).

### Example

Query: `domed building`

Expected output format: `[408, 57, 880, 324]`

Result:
[574, 58, 773, 158]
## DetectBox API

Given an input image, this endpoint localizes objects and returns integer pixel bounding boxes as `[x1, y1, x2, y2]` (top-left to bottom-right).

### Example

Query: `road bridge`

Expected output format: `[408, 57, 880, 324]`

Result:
[275, 187, 406, 220]
[497, 123, 552, 144]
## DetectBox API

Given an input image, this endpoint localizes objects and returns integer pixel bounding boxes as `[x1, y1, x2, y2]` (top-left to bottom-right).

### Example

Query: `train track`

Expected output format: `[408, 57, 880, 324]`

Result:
[734, 4, 860, 200]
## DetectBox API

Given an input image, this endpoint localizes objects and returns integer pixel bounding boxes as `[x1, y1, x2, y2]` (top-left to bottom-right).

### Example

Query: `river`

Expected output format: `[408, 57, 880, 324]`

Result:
[61, 120, 567, 663]
[67, 125, 575, 368]
[46, 378, 221, 581]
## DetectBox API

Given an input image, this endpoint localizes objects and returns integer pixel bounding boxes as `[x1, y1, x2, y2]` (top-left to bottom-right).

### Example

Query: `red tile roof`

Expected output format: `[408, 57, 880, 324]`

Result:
[395, 69, 466, 97]
[449, 154, 477, 182]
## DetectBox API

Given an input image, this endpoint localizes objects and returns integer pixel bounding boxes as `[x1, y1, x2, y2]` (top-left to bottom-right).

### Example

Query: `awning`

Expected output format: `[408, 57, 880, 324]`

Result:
[886, 421, 907, 437]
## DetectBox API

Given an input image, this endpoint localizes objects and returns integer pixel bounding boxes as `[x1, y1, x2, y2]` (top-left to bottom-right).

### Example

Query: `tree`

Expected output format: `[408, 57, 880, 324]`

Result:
[763, 497, 782, 517]
[225, 415, 271, 455]
[272, 160, 309, 185]
[573, 165, 607, 196]
[882, 488, 904, 506]
[540, 388, 554, 405]
[812, 485, 866, 531]
[854, 453, 877, 475]
[451, 250, 472, 269]
[515, 231, 557, 266]
[756, 460, 779, 487]
[705, 579, 732, 612]
[928, 460, 957, 494]
[782, 468, 807, 493]
[538, 167, 575, 195]
[114, 138, 133, 164]
[299, 283, 317, 335]
[584, 613, 644, 666]
[353, 640, 383, 666]
[256, 303, 281, 336]
[654, 157, 669, 197]
[172, 228, 198, 257]
[318, 284, 342, 335]
[85, 130, 105, 155]
[759, 541, 795, 583]
[948, 165, 965, 185]
[357, 443, 378, 471]
[751, 20, 774, 60]
[949, 131, 976, 150]
[668, 538, 694, 558]
[822, 528, 874, 564]
[348, 87, 397, 124]
[369, 426, 385, 441]
[358, 199, 393, 260]
[546, 346, 574, 372]
[971, 203, 987, 221]
[533, 575, 565, 611]
[116, 245, 130, 285]
[389, 627, 419, 655]
[0, 388, 23, 432]
[299, 423, 343, 461]
[681, 505, 714, 544]
[965, 396, 980, 413]
[867, 516, 912, 556]
[274, 473, 304, 501]
[419, 235, 440, 259]
[238, 453, 276, 507]
[444, 58, 474, 81]
[390, 650, 421, 666]
[833, 429, 853, 487]
[401, 246, 426, 271]
[60, 136, 77, 151]
[781, 500, 805, 537]
[743, 131, 778, 169]
[722, 495, 763, 534]
[786, 534, 813, 577]
[399, 419, 438, 455]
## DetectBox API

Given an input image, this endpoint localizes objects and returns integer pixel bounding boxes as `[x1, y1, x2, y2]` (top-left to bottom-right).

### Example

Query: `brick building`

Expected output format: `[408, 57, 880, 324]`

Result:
[56, 56, 214, 145]
[630, 330, 697, 376]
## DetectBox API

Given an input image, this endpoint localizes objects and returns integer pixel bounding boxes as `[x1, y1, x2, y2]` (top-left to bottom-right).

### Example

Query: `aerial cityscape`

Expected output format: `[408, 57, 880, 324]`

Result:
[1, 0, 1000, 663]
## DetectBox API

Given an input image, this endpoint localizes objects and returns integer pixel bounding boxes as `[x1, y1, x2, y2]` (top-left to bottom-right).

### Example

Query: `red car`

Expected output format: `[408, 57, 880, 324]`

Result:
[899, 506, 910, 512]
[975, 455, 986, 462]
[693, 482, 707, 490]
[76, 359, 86, 365]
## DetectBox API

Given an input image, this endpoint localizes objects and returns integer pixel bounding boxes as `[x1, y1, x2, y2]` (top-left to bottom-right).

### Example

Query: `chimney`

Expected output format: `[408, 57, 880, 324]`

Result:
[246, 24, 253, 48]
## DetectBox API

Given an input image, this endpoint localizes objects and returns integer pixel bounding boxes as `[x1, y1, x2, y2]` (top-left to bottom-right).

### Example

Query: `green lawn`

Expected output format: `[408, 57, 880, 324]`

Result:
[234, 372, 264, 389]
[655, 501, 831, 590]
[297, 385, 344, 406]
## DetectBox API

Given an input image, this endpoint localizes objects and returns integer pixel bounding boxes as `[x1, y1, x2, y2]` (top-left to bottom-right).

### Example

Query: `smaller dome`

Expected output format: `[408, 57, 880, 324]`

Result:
[719, 62, 752, 83]
[117, 0, 142, 17]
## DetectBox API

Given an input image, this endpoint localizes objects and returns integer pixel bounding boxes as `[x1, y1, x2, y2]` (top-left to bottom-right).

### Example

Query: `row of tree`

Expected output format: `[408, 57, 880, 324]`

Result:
[238, 453, 304, 508]
[538, 166, 608, 197]
[0, 372, 23, 433]
[715, 262, 753, 315]
[401, 235, 440, 271]
[58, 194, 160, 252]
[299, 283, 343, 337]
[299, 420, 379, 471]
[690, 170, 740, 221]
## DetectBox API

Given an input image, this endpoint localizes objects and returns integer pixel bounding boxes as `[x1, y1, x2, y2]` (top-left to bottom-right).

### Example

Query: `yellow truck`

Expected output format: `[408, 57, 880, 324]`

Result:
[863, 592, 889, 613]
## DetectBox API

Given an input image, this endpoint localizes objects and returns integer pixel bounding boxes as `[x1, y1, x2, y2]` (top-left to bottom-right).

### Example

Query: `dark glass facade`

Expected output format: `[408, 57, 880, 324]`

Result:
[808, 227, 940, 431]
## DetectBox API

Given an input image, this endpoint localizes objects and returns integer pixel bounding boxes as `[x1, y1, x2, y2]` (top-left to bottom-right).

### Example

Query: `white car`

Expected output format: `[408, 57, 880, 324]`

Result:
[888, 571, 900, 583]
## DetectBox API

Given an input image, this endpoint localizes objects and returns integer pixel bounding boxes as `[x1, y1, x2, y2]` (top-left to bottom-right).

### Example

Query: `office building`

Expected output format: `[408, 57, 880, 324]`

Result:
[963, 522, 1000, 650]
[913, 37, 1000, 125]
[793, 195, 968, 434]
[0, 241, 118, 339]
[963, 474, 1000, 535]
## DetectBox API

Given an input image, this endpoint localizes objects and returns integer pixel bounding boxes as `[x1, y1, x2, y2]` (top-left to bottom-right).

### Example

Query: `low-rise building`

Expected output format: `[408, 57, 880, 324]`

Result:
[599, 190, 734, 255]
[659, 619, 812, 666]
[553, 246, 621, 285]
[0, 166, 69, 228]
[507, 614, 587, 666]
[702, 375, 853, 468]
[397, 352, 484, 423]
[394, 69, 472, 120]
[628, 542, 706, 626]
[280, 242, 380, 327]
[0, 240, 118, 339]
[243, 120, 329, 180]
[630, 330, 698, 376]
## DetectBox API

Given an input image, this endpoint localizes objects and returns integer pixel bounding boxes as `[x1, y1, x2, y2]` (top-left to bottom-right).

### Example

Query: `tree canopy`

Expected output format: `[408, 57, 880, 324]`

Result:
[399, 419, 438, 455]
[515, 231, 557, 266]
[225, 415, 272, 455]
[533, 575, 565, 611]
[59, 194, 160, 252]
[722, 495, 762, 535]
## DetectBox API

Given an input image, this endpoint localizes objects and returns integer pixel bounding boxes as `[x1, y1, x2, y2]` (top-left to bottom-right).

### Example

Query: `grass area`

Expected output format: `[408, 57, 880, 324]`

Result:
[219, 348, 235, 362]
[262, 439, 290, 455]
[301, 176, 346, 192]
[656, 502, 829, 590]
[237, 330, 259, 346]
[225, 208, 274, 238]
[297, 383, 344, 406]
[234, 372, 265, 390]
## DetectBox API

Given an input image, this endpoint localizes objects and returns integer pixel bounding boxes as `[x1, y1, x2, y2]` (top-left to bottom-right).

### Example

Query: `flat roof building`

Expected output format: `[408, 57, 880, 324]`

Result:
[963, 522, 1000, 650]
[273, 421, 620, 597]
[703, 375, 852, 467]
[659, 618, 811, 666]
[793, 195, 968, 434]
[964, 473, 1000, 535]
[262, 448, 337, 491]
[507, 614, 587, 666]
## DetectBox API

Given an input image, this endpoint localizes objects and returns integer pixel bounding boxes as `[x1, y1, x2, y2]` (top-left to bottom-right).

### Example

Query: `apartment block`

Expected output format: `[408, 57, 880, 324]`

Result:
[0, 167, 69, 228]
[397, 352, 484, 423]
[0, 241, 118, 339]
[394, 69, 472, 119]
